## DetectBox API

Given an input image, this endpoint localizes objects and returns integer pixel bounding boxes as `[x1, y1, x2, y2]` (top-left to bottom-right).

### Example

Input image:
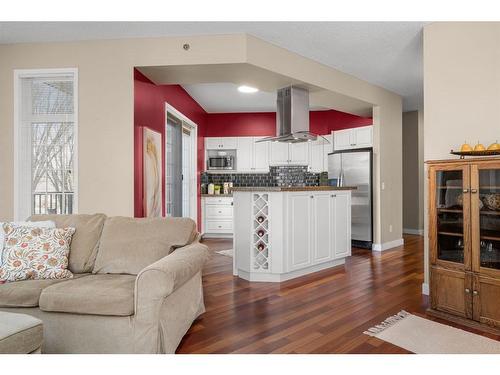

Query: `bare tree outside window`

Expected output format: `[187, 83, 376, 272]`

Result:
[25, 79, 75, 214]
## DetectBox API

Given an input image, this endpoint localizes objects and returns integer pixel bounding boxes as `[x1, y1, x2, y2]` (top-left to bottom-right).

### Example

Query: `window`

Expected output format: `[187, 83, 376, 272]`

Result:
[14, 69, 78, 220]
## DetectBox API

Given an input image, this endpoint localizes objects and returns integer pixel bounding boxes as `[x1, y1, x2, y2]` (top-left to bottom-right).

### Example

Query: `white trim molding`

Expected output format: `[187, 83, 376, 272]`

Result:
[13, 68, 78, 221]
[403, 228, 424, 236]
[422, 283, 429, 295]
[165, 103, 198, 224]
[372, 238, 404, 252]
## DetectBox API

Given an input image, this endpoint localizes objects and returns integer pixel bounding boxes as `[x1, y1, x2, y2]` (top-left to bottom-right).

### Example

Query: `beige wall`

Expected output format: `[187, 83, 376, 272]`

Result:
[0, 34, 403, 248]
[423, 22, 500, 286]
[403, 111, 424, 232]
[0, 35, 247, 221]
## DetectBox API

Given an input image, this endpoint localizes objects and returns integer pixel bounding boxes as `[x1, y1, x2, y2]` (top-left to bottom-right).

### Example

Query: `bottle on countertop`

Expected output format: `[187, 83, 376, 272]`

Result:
[208, 183, 215, 195]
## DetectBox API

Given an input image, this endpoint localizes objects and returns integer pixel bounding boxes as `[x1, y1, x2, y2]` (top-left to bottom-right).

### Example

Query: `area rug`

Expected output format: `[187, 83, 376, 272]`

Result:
[364, 310, 500, 354]
[215, 249, 233, 257]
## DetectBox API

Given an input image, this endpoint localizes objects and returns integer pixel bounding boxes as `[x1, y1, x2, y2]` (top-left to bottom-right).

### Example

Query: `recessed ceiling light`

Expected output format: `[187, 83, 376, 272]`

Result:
[238, 85, 259, 93]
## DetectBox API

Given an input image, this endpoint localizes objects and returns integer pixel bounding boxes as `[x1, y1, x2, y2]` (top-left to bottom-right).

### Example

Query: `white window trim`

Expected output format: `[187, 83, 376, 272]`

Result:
[165, 103, 198, 223]
[13, 68, 79, 220]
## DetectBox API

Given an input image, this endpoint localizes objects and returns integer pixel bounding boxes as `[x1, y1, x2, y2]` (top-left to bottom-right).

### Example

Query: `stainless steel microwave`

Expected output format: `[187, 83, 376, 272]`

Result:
[207, 155, 235, 170]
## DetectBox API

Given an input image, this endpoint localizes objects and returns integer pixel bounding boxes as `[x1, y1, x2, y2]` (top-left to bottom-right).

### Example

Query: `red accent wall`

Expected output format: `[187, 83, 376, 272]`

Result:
[134, 69, 207, 225]
[205, 110, 372, 137]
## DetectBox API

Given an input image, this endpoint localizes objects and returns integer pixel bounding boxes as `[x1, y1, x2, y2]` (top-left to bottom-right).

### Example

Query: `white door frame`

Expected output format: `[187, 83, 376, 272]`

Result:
[165, 103, 198, 223]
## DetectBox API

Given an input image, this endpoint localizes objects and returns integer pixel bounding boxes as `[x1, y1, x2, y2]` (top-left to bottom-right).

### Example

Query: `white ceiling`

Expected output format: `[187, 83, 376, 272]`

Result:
[0, 22, 426, 111]
[182, 83, 329, 113]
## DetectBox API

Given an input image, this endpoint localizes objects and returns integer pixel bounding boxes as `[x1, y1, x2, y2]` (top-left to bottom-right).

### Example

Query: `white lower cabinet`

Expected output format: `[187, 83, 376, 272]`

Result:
[288, 193, 313, 271]
[288, 191, 350, 272]
[202, 196, 233, 237]
[312, 192, 334, 263]
[234, 190, 352, 282]
[333, 192, 351, 258]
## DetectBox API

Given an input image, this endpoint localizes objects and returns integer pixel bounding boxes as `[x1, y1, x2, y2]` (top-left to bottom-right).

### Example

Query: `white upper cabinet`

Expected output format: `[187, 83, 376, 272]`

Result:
[269, 142, 310, 166]
[353, 126, 373, 148]
[235, 137, 270, 172]
[253, 137, 270, 172]
[333, 125, 373, 151]
[289, 142, 309, 165]
[236, 137, 254, 172]
[333, 129, 352, 150]
[269, 142, 290, 165]
[205, 137, 237, 150]
[308, 134, 333, 173]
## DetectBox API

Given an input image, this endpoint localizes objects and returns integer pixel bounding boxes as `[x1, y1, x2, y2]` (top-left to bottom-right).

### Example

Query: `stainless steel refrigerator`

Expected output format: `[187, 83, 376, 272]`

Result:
[328, 148, 373, 249]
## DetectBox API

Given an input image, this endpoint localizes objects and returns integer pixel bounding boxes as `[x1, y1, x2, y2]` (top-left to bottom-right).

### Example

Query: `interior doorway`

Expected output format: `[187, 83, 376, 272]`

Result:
[165, 104, 197, 222]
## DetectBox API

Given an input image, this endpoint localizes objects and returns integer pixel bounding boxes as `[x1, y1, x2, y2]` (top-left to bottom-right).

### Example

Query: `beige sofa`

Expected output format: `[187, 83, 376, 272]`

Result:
[0, 214, 210, 354]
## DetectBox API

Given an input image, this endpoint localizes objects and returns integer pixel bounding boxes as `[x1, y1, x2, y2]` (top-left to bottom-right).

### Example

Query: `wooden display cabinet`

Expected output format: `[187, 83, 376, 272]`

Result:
[427, 157, 500, 332]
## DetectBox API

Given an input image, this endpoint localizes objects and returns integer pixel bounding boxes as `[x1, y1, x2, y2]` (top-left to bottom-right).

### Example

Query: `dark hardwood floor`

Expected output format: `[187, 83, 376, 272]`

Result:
[176, 235, 498, 353]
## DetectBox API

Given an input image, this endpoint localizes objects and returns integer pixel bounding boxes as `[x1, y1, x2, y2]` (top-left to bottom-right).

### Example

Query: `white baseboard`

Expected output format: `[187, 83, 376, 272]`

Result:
[403, 228, 424, 236]
[422, 283, 429, 295]
[372, 238, 404, 252]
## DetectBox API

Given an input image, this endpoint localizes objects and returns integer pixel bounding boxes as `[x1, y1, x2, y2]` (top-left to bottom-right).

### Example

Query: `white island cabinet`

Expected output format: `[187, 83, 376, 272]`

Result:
[232, 187, 354, 282]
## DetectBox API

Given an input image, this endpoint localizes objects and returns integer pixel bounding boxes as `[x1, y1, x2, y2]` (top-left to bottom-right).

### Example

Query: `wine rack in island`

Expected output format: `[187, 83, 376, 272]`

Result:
[252, 193, 270, 271]
[427, 157, 500, 332]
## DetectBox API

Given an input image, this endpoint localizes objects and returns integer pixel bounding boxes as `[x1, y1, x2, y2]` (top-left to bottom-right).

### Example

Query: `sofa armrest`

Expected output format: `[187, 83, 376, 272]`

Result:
[134, 241, 210, 315]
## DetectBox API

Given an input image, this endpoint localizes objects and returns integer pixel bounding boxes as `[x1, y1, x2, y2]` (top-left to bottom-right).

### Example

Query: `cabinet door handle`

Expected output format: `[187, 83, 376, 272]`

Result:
[465, 288, 470, 294]
[218, 211, 222, 213]
[310, 195, 314, 199]
[473, 290, 479, 296]
[463, 189, 469, 193]
[331, 194, 336, 198]
[471, 189, 478, 194]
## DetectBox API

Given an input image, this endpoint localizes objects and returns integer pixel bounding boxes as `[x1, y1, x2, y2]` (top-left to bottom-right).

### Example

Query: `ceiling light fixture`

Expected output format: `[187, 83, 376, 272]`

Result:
[238, 85, 259, 93]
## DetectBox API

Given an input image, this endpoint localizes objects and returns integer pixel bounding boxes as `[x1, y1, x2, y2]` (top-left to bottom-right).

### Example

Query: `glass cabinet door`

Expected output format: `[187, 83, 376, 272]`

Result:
[433, 167, 470, 267]
[472, 164, 500, 274]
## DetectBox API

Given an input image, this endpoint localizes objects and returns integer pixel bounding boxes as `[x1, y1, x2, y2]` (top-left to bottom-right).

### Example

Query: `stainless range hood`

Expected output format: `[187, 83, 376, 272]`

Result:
[256, 86, 319, 143]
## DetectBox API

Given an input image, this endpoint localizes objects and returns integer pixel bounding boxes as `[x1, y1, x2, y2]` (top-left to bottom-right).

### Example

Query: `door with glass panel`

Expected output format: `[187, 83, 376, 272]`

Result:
[471, 162, 500, 276]
[430, 165, 471, 270]
[429, 164, 472, 317]
[165, 113, 183, 217]
[470, 161, 500, 326]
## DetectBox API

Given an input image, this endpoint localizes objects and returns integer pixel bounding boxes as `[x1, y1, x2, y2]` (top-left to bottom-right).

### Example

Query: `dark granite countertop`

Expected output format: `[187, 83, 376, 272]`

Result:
[201, 194, 233, 197]
[231, 186, 357, 192]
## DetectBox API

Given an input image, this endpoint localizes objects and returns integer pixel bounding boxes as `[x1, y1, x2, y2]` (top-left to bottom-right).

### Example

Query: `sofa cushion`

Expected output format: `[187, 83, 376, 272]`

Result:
[39, 274, 136, 316]
[0, 311, 43, 354]
[0, 274, 88, 307]
[29, 214, 106, 274]
[93, 217, 197, 275]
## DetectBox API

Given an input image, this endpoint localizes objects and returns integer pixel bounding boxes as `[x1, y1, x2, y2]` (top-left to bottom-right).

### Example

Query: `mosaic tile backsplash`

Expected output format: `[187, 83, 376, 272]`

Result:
[201, 166, 320, 188]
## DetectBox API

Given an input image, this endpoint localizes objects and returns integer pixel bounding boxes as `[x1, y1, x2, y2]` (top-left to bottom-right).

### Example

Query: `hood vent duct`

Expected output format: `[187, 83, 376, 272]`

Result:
[257, 86, 320, 144]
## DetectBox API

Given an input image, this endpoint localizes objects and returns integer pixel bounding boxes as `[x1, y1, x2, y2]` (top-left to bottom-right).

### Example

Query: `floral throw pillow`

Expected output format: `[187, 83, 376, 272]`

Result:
[0, 223, 75, 282]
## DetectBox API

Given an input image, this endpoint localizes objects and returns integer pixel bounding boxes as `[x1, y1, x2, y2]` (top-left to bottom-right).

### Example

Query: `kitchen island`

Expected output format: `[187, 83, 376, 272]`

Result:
[232, 186, 356, 282]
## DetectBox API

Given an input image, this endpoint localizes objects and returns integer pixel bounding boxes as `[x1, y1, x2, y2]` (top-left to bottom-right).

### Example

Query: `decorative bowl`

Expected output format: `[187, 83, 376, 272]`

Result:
[487, 141, 500, 151]
[482, 193, 500, 211]
[474, 142, 486, 151]
[460, 143, 473, 152]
